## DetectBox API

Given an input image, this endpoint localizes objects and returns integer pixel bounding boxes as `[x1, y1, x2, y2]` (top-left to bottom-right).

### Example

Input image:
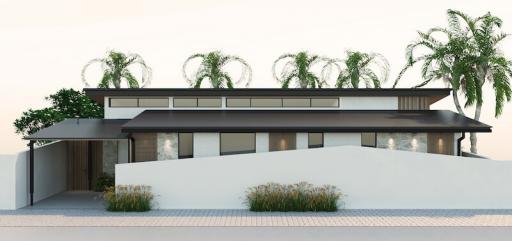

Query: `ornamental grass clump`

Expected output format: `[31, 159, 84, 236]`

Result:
[246, 182, 342, 212]
[103, 185, 153, 212]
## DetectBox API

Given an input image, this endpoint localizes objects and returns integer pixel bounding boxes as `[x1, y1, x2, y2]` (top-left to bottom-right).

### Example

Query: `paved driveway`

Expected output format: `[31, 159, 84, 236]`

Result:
[2, 209, 512, 227]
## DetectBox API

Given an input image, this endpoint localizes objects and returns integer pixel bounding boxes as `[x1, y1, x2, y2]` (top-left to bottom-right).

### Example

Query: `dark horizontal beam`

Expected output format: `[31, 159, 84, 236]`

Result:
[122, 127, 492, 133]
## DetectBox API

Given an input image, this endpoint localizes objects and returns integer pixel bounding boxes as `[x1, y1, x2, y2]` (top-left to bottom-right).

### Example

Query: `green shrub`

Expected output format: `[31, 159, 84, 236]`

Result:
[246, 182, 342, 212]
[94, 173, 115, 192]
[103, 185, 154, 212]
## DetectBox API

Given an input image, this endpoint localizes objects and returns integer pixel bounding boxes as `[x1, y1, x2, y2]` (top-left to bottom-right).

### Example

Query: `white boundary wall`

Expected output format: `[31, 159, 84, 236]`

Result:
[116, 146, 512, 209]
[0, 141, 67, 210]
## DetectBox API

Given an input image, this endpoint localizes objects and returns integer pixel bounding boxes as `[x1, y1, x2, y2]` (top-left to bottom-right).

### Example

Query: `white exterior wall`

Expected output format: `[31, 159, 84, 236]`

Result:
[296, 133, 308, 149]
[117, 146, 512, 209]
[255, 133, 269, 153]
[340, 97, 398, 110]
[324, 133, 361, 147]
[193, 133, 220, 158]
[0, 141, 67, 210]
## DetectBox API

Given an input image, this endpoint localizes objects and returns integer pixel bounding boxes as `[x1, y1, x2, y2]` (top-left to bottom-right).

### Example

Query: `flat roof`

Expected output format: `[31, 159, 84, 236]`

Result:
[25, 119, 130, 140]
[121, 110, 492, 133]
[84, 88, 451, 104]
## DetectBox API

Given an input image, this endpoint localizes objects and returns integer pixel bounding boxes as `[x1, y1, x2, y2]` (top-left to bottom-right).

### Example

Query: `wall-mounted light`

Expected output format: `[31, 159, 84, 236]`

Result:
[164, 137, 172, 155]
[438, 138, 444, 153]
[411, 137, 418, 152]
[388, 137, 395, 150]
[279, 138, 287, 150]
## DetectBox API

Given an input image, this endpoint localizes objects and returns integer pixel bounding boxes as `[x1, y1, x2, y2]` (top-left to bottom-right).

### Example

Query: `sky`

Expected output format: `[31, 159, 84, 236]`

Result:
[0, 0, 511, 159]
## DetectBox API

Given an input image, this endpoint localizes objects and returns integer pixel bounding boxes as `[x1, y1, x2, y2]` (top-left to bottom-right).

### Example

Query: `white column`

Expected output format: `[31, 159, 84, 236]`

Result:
[296, 133, 309, 149]
[256, 133, 269, 153]
[193, 133, 220, 158]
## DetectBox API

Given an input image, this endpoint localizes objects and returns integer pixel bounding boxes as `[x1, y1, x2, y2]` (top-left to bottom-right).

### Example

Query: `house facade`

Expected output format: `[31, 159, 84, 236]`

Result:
[23, 88, 491, 205]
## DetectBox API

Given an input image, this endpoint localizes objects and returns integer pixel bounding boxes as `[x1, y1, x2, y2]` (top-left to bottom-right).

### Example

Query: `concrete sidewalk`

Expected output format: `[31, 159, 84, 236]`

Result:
[1, 209, 512, 227]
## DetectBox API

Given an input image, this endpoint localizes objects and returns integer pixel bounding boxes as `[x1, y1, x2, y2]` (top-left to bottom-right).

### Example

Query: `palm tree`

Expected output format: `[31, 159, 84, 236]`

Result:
[182, 51, 252, 88]
[393, 27, 478, 116]
[446, 9, 512, 154]
[273, 52, 330, 88]
[81, 51, 152, 88]
[394, 10, 512, 154]
[324, 51, 389, 88]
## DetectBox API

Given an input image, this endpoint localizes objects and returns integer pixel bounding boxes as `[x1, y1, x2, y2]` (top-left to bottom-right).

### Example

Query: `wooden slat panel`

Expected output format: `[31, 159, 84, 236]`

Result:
[398, 96, 430, 110]
[66, 141, 90, 190]
[133, 133, 157, 162]
[427, 133, 454, 155]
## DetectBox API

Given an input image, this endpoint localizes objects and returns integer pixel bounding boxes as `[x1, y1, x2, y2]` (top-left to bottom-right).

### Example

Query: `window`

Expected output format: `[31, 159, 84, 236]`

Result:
[220, 133, 256, 155]
[110, 98, 138, 107]
[269, 133, 296, 152]
[251, 98, 282, 107]
[226, 98, 251, 107]
[308, 133, 323, 148]
[138, 98, 169, 107]
[198, 98, 222, 107]
[361, 132, 376, 147]
[173, 98, 198, 107]
[178, 133, 193, 159]
[311, 98, 339, 107]
[283, 98, 311, 107]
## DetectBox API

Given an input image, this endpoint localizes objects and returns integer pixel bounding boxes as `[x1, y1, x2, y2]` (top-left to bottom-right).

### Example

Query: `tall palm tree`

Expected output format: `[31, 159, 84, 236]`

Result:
[393, 27, 478, 116]
[81, 51, 152, 88]
[324, 51, 389, 88]
[182, 51, 252, 88]
[273, 52, 329, 88]
[446, 9, 512, 154]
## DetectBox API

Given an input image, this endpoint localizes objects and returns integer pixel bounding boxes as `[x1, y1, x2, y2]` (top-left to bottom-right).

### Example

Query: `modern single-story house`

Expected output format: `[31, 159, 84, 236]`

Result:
[23, 88, 491, 206]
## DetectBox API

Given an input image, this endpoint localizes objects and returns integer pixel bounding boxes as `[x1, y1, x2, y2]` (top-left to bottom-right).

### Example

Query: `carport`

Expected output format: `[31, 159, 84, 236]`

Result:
[24, 118, 133, 206]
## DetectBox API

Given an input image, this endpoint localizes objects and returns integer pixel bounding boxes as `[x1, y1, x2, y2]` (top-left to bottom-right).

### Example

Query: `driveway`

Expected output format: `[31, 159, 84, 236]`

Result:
[2, 227, 512, 241]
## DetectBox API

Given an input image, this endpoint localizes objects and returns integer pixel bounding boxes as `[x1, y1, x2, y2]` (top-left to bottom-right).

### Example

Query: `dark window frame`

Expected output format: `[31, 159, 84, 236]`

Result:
[109, 97, 169, 108]
[178, 132, 194, 159]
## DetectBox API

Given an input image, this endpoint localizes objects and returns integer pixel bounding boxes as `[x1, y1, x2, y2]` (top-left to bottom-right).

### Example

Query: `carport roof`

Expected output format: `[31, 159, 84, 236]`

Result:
[25, 119, 129, 140]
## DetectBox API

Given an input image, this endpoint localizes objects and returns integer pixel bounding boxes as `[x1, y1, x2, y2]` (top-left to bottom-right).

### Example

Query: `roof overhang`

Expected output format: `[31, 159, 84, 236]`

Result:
[25, 119, 130, 140]
[84, 88, 452, 106]
[121, 110, 492, 133]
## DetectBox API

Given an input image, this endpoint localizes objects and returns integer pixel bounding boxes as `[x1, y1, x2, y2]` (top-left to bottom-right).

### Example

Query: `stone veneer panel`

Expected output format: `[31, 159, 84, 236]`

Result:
[376, 133, 427, 153]
[102, 140, 118, 175]
[157, 133, 178, 160]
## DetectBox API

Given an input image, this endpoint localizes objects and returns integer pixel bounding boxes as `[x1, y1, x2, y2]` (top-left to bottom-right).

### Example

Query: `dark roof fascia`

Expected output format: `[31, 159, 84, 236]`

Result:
[122, 126, 491, 133]
[84, 88, 451, 98]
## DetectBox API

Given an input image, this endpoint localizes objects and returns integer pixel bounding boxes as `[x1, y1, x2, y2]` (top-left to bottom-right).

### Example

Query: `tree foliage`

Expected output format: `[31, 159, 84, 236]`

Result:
[14, 89, 103, 138]
[323, 51, 389, 88]
[82, 51, 152, 88]
[182, 51, 252, 88]
[273, 52, 330, 88]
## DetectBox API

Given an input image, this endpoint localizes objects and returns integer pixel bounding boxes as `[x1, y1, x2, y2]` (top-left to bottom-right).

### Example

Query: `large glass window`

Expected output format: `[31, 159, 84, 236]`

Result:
[138, 98, 169, 107]
[178, 133, 193, 159]
[308, 133, 323, 148]
[173, 98, 198, 107]
[197, 98, 222, 107]
[311, 98, 339, 107]
[251, 98, 282, 107]
[110, 98, 138, 107]
[361, 132, 376, 147]
[220, 133, 256, 155]
[226, 98, 250, 107]
[269, 133, 296, 152]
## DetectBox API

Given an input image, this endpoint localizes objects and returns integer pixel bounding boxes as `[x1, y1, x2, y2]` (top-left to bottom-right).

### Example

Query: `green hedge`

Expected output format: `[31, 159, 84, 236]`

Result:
[103, 185, 153, 212]
[246, 182, 342, 212]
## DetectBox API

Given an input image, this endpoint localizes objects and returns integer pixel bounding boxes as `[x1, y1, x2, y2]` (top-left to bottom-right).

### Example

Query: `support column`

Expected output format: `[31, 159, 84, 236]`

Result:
[130, 137, 136, 163]
[28, 140, 34, 206]
[87, 141, 93, 190]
